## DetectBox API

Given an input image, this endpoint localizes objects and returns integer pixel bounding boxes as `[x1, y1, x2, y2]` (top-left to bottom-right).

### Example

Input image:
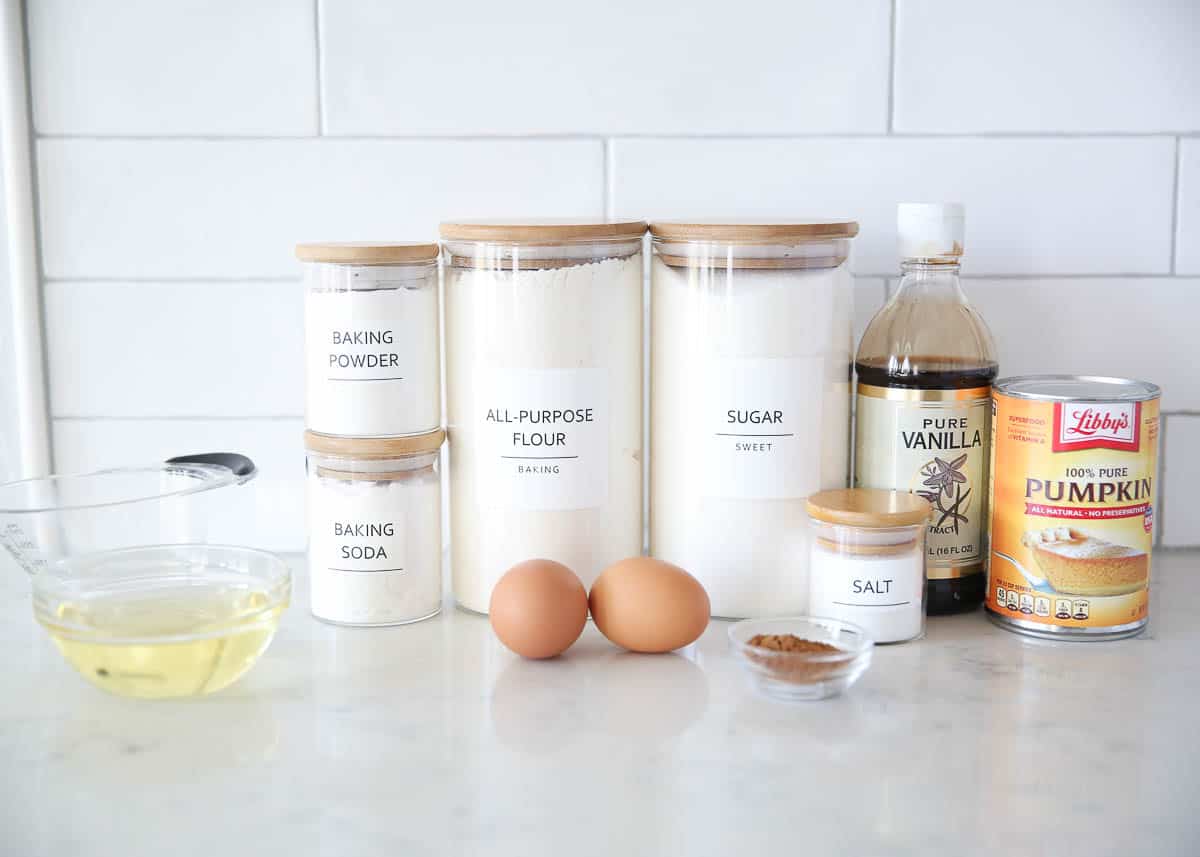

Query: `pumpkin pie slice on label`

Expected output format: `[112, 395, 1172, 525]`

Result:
[1021, 527, 1147, 597]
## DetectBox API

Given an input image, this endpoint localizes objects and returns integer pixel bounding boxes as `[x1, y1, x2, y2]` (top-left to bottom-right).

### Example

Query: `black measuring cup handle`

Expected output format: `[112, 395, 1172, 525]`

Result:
[166, 453, 257, 481]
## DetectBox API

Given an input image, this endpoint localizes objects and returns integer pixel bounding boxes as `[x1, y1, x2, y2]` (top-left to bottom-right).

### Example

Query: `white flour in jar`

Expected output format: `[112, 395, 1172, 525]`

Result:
[650, 255, 853, 617]
[307, 464, 442, 626]
[445, 253, 643, 613]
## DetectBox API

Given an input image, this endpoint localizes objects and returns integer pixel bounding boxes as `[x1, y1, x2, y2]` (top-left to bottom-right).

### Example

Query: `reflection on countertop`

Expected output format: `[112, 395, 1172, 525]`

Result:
[0, 553, 1196, 857]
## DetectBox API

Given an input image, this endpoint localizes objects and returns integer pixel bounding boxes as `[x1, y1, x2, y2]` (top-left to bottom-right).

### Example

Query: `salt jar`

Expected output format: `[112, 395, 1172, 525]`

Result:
[297, 242, 440, 437]
[649, 220, 858, 618]
[805, 489, 931, 644]
[305, 430, 444, 626]
[440, 220, 647, 613]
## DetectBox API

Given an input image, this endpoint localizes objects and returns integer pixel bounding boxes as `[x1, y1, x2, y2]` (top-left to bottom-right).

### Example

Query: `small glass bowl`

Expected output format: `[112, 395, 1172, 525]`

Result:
[728, 617, 874, 702]
[33, 544, 291, 699]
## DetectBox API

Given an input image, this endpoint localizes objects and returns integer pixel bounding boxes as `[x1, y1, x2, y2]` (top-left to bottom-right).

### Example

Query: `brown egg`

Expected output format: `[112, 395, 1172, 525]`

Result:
[489, 559, 589, 659]
[589, 557, 710, 653]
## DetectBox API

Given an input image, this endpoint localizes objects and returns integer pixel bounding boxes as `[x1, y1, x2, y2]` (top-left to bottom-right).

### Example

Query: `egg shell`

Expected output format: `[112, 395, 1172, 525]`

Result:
[589, 557, 710, 653]
[489, 559, 589, 659]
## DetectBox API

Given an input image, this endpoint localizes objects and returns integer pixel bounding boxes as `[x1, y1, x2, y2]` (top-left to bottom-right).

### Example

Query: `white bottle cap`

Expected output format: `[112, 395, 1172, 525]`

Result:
[897, 202, 964, 261]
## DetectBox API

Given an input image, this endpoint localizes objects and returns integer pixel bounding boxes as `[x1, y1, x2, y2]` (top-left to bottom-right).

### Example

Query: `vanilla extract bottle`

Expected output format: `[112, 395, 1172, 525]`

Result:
[853, 203, 998, 615]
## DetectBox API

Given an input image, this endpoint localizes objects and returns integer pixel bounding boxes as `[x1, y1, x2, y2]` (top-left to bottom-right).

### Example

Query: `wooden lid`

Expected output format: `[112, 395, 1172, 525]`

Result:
[649, 220, 859, 242]
[295, 242, 439, 265]
[439, 220, 647, 243]
[304, 429, 445, 459]
[806, 489, 931, 528]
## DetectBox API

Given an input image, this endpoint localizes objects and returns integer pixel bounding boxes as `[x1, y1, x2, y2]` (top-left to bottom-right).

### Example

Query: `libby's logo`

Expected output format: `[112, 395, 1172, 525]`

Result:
[1053, 402, 1141, 452]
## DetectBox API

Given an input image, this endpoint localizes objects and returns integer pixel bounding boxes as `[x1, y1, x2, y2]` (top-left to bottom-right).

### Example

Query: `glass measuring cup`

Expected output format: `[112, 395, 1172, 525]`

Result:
[0, 453, 257, 575]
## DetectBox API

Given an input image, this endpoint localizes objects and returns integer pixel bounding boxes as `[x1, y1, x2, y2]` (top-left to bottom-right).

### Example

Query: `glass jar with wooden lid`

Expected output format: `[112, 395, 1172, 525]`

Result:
[648, 220, 859, 619]
[305, 429, 444, 626]
[806, 488, 931, 644]
[439, 220, 647, 614]
[296, 241, 440, 438]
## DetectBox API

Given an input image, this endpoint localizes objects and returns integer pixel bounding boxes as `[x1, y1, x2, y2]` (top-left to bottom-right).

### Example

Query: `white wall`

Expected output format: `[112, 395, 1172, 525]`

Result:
[13, 0, 1200, 549]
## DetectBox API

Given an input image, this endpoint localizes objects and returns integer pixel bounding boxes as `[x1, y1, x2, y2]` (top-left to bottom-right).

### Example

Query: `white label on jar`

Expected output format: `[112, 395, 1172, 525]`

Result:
[809, 548, 925, 643]
[305, 288, 439, 436]
[701, 357, 821, 499]
[308, 483, 408, 575]
[477, 368, 609, 511]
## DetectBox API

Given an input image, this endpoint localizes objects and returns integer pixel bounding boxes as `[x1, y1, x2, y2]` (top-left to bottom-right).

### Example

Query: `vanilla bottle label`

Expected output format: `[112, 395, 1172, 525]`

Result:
[854, 384, 991, 580]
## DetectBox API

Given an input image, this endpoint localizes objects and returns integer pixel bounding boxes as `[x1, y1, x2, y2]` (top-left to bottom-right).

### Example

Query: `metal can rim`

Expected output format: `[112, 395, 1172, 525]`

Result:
[992, 374, 1160, 403]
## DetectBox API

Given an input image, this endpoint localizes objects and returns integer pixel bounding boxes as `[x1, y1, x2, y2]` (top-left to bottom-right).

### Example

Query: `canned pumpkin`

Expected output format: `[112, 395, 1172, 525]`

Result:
[986, 375, 1160, 640]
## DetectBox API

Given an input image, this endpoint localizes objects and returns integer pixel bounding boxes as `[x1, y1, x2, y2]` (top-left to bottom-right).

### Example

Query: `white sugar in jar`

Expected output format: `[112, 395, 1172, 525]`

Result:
[440, 221, 646, 614]
[806, 489, 931, 644]
[298, 242, 440, 437]
[305, 430, 444, 626]
[649, 221, 857, 618]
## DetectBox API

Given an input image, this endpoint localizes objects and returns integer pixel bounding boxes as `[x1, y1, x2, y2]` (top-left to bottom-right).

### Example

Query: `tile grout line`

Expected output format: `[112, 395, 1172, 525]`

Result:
[53, 415, 304, 423]
[30, 131, 1200, 142]
[1156, 414, 1168, 548]
[886, 0, 898, 134]
[43, 276, 301, 284]
[314, 0, 325, 135]
[1170, 136, 1181, 274]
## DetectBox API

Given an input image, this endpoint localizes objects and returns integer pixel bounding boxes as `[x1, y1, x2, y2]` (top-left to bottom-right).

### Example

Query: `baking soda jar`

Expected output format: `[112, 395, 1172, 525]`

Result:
[649, 221, 858, 618]
[440, 221, 646, 613]
[297, 242, 440, 437]
[305, 430, 444, 626]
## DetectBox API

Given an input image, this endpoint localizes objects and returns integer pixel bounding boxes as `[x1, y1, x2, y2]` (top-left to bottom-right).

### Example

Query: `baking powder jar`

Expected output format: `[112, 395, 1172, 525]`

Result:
[305, 430, 444, 626]
[806, 489, 931, 644]
[297, 241, 440, 438]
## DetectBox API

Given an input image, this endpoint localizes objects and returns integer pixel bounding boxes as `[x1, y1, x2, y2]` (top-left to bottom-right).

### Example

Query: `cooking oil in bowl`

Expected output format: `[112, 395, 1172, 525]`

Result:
[33, 545, 290, 699]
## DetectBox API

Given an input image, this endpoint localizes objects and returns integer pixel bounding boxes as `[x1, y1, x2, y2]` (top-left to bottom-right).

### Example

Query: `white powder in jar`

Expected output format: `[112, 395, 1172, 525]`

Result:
[808, 539, 925, 643]
[650, 254, 853, 618]
[304, 264, 440, 437]
[307, 459, 442, 626]
[445, 252, 644, 613]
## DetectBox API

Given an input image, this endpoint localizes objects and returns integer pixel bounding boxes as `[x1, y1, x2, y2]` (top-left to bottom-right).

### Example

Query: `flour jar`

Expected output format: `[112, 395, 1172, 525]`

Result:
[297, 242, 440, 437]
[305, 429, 444, 626]
[440, 221, 646, 613]
[649, 221, 858, 618]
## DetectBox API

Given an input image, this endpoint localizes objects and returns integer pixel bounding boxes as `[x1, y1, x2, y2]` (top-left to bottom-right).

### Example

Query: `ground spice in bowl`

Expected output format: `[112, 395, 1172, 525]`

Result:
[745, 633, 847, 683]
[747, 633, 840, 654]
[730, 618, 873, 701]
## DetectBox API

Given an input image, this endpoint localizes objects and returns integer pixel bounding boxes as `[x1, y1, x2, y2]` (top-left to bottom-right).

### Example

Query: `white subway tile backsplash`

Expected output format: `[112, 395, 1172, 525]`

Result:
[893, 1, 1200, 133]
[37, 139, 604, 279]
[1178, 140, 1200, 275]
[45, 281, 304, 418]
[1162, 416, 1200, 548]
[612, 138, 1176, 276]
[967, 278, 1198, 411]
[16, 0, 1200, 559]
[28, 0, 318, 136]
[321, 1, 890, 136]
[52, 418, 306, 553]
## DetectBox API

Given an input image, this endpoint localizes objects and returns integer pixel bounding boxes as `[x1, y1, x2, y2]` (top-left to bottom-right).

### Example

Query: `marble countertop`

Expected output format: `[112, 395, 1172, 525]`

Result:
[1, 553, 1196, 857]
